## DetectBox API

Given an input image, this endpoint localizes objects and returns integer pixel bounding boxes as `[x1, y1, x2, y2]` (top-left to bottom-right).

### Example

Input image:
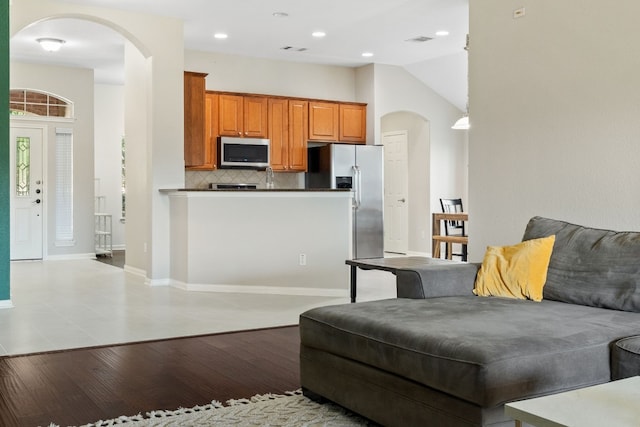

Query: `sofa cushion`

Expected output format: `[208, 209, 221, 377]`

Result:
[522, 216, 640, 312]
[473, 235, 555, 302]
[300, 297, 640, 407]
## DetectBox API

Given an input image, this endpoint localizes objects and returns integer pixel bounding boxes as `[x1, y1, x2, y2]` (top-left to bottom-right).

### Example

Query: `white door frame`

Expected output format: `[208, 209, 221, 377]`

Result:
[382, 130, 409, 254]
[9, 122, 48, 260]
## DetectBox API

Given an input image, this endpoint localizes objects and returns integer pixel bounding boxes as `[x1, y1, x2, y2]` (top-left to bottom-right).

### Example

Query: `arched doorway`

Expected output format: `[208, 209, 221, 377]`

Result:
[10, 17, 132, 264]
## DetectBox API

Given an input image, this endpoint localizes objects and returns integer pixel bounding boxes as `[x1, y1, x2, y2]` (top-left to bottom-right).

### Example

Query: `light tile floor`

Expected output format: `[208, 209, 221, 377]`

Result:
[0, 258, 397, 356]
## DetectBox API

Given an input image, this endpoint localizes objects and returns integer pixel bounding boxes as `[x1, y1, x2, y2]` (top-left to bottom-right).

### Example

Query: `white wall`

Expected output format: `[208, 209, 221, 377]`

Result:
[185, 50, 357, 101]
[94, 84, 125, 248]
[10, 62, 95, 258]
[468, 0, 640, 262]
[169, 192, 351, 294]
[123, 42, 149, 274]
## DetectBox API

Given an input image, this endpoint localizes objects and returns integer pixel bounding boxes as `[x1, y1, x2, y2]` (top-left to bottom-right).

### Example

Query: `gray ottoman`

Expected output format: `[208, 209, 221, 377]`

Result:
[612, 336, 640, 380]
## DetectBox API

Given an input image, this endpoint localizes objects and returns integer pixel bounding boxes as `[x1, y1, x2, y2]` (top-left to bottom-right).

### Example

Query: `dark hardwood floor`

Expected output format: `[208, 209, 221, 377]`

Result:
[0, 326, 300, 427]
[95, 250, 125, 269]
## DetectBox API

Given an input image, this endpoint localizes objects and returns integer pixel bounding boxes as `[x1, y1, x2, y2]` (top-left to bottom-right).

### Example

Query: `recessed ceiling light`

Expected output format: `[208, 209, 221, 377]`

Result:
[312, 31, 326, 38]
[214, 33, 228, 40]
[272, 12, 289, 18]
[362, 52, 374, 58]
[435, 30, 450, 37]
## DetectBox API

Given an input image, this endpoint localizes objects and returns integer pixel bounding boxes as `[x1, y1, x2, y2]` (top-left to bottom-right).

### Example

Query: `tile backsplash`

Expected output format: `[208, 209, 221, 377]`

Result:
[185, 169, 304, 189]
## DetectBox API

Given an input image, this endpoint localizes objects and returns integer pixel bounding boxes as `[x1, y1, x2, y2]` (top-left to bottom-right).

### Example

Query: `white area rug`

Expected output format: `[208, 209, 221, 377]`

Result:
[50, 390, 375, 426]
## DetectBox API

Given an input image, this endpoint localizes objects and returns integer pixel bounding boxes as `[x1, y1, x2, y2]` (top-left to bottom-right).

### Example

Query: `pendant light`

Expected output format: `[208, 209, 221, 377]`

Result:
[452, 35, 470, 130]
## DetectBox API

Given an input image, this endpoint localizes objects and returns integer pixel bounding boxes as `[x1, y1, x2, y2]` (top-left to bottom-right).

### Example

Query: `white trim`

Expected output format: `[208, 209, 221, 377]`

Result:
[170, 280, 347, 298]
[124, 264, 146, 278]
[163, 190, 352, 199]
[46, 253, 95, 261]
[112, 244, 126, 251]
[146, 277, 170, 287]
[0, 300, 14, 309]
[406, 251, 431, 257]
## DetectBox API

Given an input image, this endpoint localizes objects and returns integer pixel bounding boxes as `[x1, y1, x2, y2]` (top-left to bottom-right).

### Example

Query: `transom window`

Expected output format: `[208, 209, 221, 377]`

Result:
[10, 89, 73, 118]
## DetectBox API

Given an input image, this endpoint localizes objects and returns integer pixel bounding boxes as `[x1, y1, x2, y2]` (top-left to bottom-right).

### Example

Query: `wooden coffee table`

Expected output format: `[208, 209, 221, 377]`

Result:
[505, 376, 640, 427]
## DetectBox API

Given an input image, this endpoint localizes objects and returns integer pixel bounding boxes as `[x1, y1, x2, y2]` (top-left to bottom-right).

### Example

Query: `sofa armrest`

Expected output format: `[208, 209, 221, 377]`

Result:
[395, 263, 480, 299]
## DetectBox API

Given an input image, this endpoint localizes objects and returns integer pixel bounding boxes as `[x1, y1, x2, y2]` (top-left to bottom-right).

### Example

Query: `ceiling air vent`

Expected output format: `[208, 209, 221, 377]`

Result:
[280, 46, 308, 52]
[405, 36, 433, 43]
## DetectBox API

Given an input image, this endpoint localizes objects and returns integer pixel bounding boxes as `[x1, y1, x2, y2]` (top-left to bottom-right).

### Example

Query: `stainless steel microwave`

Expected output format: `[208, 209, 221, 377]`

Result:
[217, 137, 270, 169]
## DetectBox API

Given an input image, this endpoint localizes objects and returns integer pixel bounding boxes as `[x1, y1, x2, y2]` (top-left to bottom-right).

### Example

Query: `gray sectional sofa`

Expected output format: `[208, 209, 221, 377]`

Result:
[299, 216, 640, 426]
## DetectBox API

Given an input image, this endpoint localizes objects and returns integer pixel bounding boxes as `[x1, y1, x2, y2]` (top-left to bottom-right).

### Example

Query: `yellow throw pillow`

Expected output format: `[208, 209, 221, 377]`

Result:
[473, 235, 556, 302]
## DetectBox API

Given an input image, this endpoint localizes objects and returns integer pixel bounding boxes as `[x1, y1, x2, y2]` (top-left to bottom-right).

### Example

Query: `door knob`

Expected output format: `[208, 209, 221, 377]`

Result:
[34, 199, 41, 204]
[398, 198, 406, 202]
[36, 189, 41, 194]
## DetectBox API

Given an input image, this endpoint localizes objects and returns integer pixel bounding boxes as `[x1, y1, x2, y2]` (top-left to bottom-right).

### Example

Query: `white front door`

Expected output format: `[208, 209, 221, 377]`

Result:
[10, 126, 44, 260]
[383, 131, 409, 254]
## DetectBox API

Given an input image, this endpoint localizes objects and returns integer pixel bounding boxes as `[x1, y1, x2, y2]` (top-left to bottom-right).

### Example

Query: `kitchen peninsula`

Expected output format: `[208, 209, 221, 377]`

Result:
[161, 188, 352, 296]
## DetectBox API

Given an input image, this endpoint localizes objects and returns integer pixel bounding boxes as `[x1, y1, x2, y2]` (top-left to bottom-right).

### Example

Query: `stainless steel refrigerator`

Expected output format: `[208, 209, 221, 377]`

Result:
[306, 144, 384, 259]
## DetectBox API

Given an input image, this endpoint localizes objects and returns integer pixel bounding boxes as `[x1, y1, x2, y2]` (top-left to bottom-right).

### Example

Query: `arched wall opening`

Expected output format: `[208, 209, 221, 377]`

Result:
[9, 17, 145, 272]
[6, 1, 186, 306]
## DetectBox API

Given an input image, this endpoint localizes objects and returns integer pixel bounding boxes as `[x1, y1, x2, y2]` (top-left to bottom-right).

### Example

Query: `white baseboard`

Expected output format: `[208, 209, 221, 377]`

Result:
[123, 264, 146, 278]
[406, 251, 431, 257]
[171, 280, 347, 298]
[146, 277, 170, 287]
[46, 253, 96, 261]
[0, 299, 14, 309]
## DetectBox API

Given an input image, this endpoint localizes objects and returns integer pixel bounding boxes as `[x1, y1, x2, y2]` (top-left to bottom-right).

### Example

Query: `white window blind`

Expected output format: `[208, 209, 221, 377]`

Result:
[55, 128, 74, 245]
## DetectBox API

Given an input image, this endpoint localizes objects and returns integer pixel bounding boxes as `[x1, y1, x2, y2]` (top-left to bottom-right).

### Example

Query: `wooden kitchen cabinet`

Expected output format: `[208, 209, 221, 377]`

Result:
[268, 98, 289, 171]
[219, 94, 268, 138]
[269, 98, 308, 172]
[309, 101, 339, 141]
[184, 71, 215, 169]
[339, 103, 367, 143]
[288, 99, 309, 171]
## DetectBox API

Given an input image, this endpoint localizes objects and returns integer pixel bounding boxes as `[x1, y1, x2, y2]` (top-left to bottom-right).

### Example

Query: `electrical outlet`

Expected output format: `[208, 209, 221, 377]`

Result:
[513, 7, 526, 18]
[299, 253, 307, 266]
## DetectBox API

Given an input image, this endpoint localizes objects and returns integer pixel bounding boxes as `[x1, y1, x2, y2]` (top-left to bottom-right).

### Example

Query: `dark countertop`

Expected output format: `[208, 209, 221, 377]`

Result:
[159, 188, 350, 193]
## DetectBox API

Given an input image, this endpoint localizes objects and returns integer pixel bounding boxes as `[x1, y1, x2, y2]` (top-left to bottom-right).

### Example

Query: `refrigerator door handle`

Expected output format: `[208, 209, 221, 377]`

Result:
[353, 165, 362, 210]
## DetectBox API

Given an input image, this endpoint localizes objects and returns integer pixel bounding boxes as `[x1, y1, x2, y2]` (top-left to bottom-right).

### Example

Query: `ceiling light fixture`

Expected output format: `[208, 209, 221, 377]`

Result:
[214, 33, 228, 39]
[36, 37, 65, 52]
[312, 31, 326, 38]
[435, 30, 450, 37]
[362, 52, 374, 58]
[272, 12, 289, 18]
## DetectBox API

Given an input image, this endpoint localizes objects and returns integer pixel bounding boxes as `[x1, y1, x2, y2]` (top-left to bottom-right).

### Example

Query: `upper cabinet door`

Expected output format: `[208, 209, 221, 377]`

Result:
[184, 71, 210, 168]
[268, 98, 289, 171]
[288, 100, 309, 171]
[218, 94, 243, 136]
[309, 101, 339, 141]
[339, 103, 366, 143]
[243, 96, 269, 138]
